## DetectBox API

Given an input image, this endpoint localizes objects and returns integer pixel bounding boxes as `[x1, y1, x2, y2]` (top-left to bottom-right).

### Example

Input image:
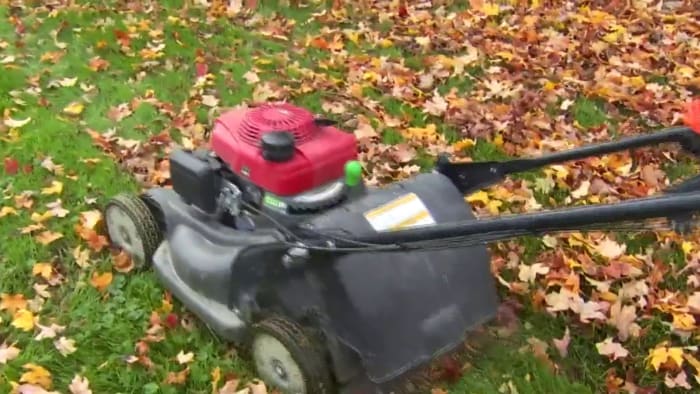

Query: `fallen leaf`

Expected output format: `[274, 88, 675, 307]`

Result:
[665, 370, 692, 390]
[1, 293, 28, 314]
[647, 345, 685, 372]
[35, 231, 63, 245]
[54, 337, 77, 356]
[0, 342, 21, 364]
[34, 323, 66, 341]
[243, 70, 260, 84]
[596, 337, 629, 361]
[3, 117, 31, 128]
[165, 367, 190, 385]
[518, 263, 549, 284]
[218, 378, 240, 394]
[20, 363, 52, 389]
[176, 350, 194, 364]
[12, 309, 36, 331]
[68, 375, 92, 394]
[63, 102, 85, 116]
[32, 263, 54, 281]
[40, 181, 63, 196]
[595, 238, 626, 259]
[90, 272, 113, 292]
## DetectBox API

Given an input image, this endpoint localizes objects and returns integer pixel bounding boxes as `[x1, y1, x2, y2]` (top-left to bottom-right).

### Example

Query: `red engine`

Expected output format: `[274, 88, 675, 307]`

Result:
[210, 102, 358, 196]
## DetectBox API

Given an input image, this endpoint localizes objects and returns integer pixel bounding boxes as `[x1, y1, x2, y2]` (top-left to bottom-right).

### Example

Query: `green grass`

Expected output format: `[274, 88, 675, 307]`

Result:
[1, 1, 692, 393]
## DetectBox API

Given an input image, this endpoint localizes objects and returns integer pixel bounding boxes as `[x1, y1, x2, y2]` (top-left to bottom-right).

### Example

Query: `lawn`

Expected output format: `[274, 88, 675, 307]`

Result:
[0, 0, 699, 393]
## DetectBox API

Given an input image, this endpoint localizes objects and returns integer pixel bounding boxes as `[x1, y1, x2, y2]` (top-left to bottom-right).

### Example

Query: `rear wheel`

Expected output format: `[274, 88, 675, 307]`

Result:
[251, 316, 334, 394]
[104, 193, 162, 269]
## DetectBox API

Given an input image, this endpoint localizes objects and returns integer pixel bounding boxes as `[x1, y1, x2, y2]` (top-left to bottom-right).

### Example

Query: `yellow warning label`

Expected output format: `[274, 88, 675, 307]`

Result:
[364, 193, 436, 232]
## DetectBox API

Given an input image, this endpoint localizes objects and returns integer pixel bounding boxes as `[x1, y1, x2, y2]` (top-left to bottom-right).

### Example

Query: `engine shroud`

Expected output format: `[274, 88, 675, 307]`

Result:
[210, 103, 358, 196]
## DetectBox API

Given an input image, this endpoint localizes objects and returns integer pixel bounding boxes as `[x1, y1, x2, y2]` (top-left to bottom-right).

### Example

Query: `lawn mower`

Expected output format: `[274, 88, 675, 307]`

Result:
[104, 100, 700, 394]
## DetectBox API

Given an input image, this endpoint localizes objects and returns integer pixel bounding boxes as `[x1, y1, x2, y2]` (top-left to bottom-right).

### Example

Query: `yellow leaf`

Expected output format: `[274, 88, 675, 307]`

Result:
[672, 313, 696, 331]
[90, 272, 113, 292]
[63, 101, 84, 115]
[682, 241, 695, 255]
[32, 263, 53, 281]
[482, 2, 500, 16]
[20, 363, 52, 389]
[493, 133, 504, 147]
[211, 366, 222, 392]
[41, 181, 63, 196]
[648, 345, 685, 372]
[0, 206, 17, 217]
[466, 190, 490, 204]
[626, 76, 646, 90]
[378, 38, 393, 48]
[31, 211, 54, 223]
[487, 199, 503, 215]
[11, 309, 36, 332]
[452, 138, 475, 151]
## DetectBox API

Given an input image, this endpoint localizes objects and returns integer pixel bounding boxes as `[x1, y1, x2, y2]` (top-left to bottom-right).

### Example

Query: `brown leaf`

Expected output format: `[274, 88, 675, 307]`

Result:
[165, 367, 190, 385]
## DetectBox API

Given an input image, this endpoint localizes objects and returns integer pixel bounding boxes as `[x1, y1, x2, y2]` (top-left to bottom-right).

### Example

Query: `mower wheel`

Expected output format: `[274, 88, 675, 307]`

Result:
[251, 316, 334, 394]
[104, 193, 162, 269]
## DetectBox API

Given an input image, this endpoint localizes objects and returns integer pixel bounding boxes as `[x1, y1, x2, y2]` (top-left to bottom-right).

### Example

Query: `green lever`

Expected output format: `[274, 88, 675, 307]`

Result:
[344, 160, 363, 187]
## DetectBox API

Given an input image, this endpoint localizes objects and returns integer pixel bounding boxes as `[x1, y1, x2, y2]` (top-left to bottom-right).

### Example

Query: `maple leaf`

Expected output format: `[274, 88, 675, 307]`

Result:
[647, 345, 685, 372]
[0, 342, 21, 364]
[1, 206, 18, 217]
[176, 350, 194, 364]
[1, 293, 28, 314]
[72, 246, 91, 268]
[243, 70, 260, 84]
[596, 338, 629, 361]
[54, 337, 77, 356]
[79, 210, 103, 230]
[165, 367, 190, 385]
[35, 231, 63, 246]
[40, 181, 63, 196]
[518, 263, 549, 284]
[90, 272, 113, 292]
[595, 238, 626, 260]
[32, 263, 54, 281]
[112, 251, 134, 273]
[68, 375, 92, 394]
[20, 363, 53, 389]
[12, 309, 36, 331]
[608, 300, 640, 341]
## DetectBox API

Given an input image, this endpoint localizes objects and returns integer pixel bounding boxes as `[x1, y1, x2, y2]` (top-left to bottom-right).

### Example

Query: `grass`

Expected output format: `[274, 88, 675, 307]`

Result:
[0, 1, 694, 393]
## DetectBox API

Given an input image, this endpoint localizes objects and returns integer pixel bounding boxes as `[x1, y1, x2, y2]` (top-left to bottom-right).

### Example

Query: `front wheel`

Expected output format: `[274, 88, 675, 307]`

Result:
[250, 316, 334, 394]
[104, 193, 162, 269]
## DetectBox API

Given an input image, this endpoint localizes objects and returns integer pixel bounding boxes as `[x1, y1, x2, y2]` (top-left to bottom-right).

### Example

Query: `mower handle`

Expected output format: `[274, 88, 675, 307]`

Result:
[344, 189, 700, 246]
[436, 126, 700, 194]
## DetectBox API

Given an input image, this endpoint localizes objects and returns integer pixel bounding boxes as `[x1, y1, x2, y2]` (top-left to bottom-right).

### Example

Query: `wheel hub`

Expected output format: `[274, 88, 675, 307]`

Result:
[252, 332, 307, 393]
[105, 204, 145, 266]
[272, 359, 288, 381]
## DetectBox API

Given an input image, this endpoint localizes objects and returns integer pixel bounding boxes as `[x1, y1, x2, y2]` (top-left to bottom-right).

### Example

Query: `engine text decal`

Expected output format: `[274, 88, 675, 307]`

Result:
[364, 193, 436, 232]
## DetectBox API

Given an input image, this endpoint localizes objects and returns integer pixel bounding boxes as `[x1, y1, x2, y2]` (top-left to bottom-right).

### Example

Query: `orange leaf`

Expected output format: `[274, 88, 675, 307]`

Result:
[90, 272, 113, 292]
[0, 293, 28, 314]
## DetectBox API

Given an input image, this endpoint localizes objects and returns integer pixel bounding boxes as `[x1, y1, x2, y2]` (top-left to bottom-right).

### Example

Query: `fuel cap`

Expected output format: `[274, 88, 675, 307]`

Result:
[261, 131, 295, 162]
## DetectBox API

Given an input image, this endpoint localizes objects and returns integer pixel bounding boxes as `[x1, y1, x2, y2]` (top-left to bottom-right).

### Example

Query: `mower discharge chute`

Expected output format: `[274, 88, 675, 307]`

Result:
[104, 101, 700, 394]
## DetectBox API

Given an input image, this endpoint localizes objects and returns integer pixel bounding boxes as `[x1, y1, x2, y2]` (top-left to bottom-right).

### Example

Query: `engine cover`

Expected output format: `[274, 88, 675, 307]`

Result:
[210, 103, 358, 196]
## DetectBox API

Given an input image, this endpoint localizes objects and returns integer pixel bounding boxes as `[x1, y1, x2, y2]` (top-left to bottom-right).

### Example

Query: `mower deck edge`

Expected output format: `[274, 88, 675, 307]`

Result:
[152, 240, 246, 341]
